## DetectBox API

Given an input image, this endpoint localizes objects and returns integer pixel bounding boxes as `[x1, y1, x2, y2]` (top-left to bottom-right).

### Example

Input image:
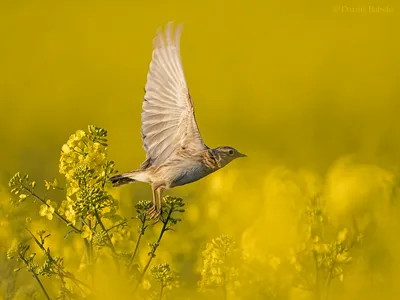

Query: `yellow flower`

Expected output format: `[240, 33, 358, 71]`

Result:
[141, 279, 151, 290]
[321, 243, 329, 253]
[67, 136, 75, 147]
[65, 209, 76, 225]
[337, 228, 349, 243]
[45, 178, 59, 190]
[59, 197, 76, 225]
[81, 225, 93, 241]
[269, 256, 281, 270]
[66, 182, 79, 196]
[39, 200, 55, 220]
[336, 252, 352, 264]
[75, 130, 86, 139]
[294, 263, 302, 271]
[61, 144, 70, 154]
[111, 232, 123, 245]
[44, 180, 51, 190]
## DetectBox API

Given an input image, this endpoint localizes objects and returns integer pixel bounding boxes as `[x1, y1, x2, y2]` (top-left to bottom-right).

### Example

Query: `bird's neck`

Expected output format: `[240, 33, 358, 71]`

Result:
[203, 149, 222, 171]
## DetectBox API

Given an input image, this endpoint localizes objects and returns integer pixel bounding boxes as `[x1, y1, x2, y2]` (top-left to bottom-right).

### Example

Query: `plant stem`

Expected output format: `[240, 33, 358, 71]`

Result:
[33, 273, 51, 300]
[94, 210, 120, 271]
[224, 273, 229, 300]
[19, 254, 51, 300]
[222, 251, 228, 300]
[84, 218, 95, 287]
[22, 186, 81, 233]
[159, 282, 164, 300]
[88, 219, 94, 266]
[324, 267, 333, 300]
[127, 223, 146, 271]
[62, 273, 91, 290]
[106, 221, 127, 233]
[83, 237, 94, 288]
[25, 228, 91, 291]
[94, 210, 117, 255]
[83, 235, 91, 265]
[314, 252, 320, 300]
[134, 208, 173, 291]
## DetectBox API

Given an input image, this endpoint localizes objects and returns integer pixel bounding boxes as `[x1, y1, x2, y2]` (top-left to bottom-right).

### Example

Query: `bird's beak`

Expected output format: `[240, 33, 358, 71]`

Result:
[238, 152, 247, 158]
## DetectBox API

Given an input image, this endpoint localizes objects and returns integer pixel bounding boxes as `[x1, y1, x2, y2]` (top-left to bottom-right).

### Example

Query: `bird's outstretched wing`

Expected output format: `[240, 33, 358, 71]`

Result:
[140, 22, 206, 169]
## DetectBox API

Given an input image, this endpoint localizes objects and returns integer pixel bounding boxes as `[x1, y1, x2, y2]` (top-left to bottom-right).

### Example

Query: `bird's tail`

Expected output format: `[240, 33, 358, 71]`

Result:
[109, 169, 150, 187]
[110, 173, 136, 186]
[110, 171, 137, 186]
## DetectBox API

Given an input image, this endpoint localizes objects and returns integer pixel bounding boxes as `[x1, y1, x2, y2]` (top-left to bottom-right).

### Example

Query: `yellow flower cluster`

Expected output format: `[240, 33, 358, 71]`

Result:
[58, 197, 76, 225]
[81, 225, 93, 241]
[59, 129, 106, 196]
[39, 200, 56, 220]
[151, 263, 179, 291]
[44, 178, 59, 191]
[58, 126, 116, 223]
[198, 235, 240, 292]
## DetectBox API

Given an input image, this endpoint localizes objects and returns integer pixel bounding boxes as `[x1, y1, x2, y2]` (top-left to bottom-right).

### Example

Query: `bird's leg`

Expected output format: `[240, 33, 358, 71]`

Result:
[147, 187, 157, 215]
[157, 187, 164, 215]
[150, 187, 164, 220]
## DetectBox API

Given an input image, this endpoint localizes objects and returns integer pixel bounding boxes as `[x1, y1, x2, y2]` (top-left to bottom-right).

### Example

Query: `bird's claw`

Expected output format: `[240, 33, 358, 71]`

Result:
[147, 205, 162, 220]
[147, 206, 157, 215]
[148, 208, 162, 220]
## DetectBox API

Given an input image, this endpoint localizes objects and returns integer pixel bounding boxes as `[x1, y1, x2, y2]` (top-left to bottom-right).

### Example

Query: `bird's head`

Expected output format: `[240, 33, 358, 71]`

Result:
[213, 146, 247, 168]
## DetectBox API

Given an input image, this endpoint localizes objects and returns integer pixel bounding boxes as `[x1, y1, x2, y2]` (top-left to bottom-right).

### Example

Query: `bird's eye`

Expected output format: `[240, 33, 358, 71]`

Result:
[228, 149, 234, 155]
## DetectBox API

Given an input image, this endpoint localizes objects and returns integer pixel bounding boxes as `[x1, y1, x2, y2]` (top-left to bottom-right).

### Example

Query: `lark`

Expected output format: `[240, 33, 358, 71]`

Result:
[110, 22, 246, 218]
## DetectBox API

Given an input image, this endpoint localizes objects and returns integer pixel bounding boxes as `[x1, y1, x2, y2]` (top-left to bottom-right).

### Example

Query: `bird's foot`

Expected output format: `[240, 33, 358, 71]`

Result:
[147, 205, 157, 216]
[149, 208, 162, 220]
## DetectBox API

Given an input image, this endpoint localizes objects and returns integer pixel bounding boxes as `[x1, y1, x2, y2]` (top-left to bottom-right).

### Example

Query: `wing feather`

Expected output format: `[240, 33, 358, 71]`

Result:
[140, 23, 206, 168]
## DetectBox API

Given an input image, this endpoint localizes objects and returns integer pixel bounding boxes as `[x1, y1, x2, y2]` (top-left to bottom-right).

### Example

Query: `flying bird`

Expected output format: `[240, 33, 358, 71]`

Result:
[110, 22, 246, 218]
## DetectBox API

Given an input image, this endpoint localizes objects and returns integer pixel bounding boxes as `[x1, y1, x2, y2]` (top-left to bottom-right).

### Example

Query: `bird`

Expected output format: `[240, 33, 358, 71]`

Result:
[110, 22, 246, 218]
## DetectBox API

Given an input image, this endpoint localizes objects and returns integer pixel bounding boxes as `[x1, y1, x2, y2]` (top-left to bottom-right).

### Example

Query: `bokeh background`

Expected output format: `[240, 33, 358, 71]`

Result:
[1, 0, 399, 299]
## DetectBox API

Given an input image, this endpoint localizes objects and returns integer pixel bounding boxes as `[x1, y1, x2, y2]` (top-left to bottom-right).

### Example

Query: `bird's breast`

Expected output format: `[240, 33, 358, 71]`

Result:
[169, 160, 211, 188]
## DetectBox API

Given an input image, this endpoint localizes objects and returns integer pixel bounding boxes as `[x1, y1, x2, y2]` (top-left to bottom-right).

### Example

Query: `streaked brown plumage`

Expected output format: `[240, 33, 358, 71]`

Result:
[110, 22, 246, 218]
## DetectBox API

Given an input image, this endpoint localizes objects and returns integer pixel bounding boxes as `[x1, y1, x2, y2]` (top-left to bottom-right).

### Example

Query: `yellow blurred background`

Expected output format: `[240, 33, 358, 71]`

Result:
[0, 0, 399, 299]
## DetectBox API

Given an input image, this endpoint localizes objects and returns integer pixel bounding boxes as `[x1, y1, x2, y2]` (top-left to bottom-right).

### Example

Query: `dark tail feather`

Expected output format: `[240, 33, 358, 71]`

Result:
[109, 173, 136, 187]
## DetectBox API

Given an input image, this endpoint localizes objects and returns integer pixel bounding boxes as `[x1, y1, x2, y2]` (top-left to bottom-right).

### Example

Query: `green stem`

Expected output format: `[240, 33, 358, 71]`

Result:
[62, 273, 91, 290]
[22, 186, 81, 233]
[94, 210, 120, 271]
[87, 219, 95, 286]
[19, 254, 51, 300]
[33, 273, 51, 300]
[25, 228, 91, 290]
[94, 211, 117, 255]
[83, 237, 91, 264]
[135, 208, 173, 291]
[314, 252, 320, 300]
[83, 237, 95, 288]
[106, 221, 127, 233]
[222, 251, 228, 300]
[324, 266, 334, 300]
[127, 223, 146, 271]
[222, 274, 228, 300]
[159, 282, 164, 300]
